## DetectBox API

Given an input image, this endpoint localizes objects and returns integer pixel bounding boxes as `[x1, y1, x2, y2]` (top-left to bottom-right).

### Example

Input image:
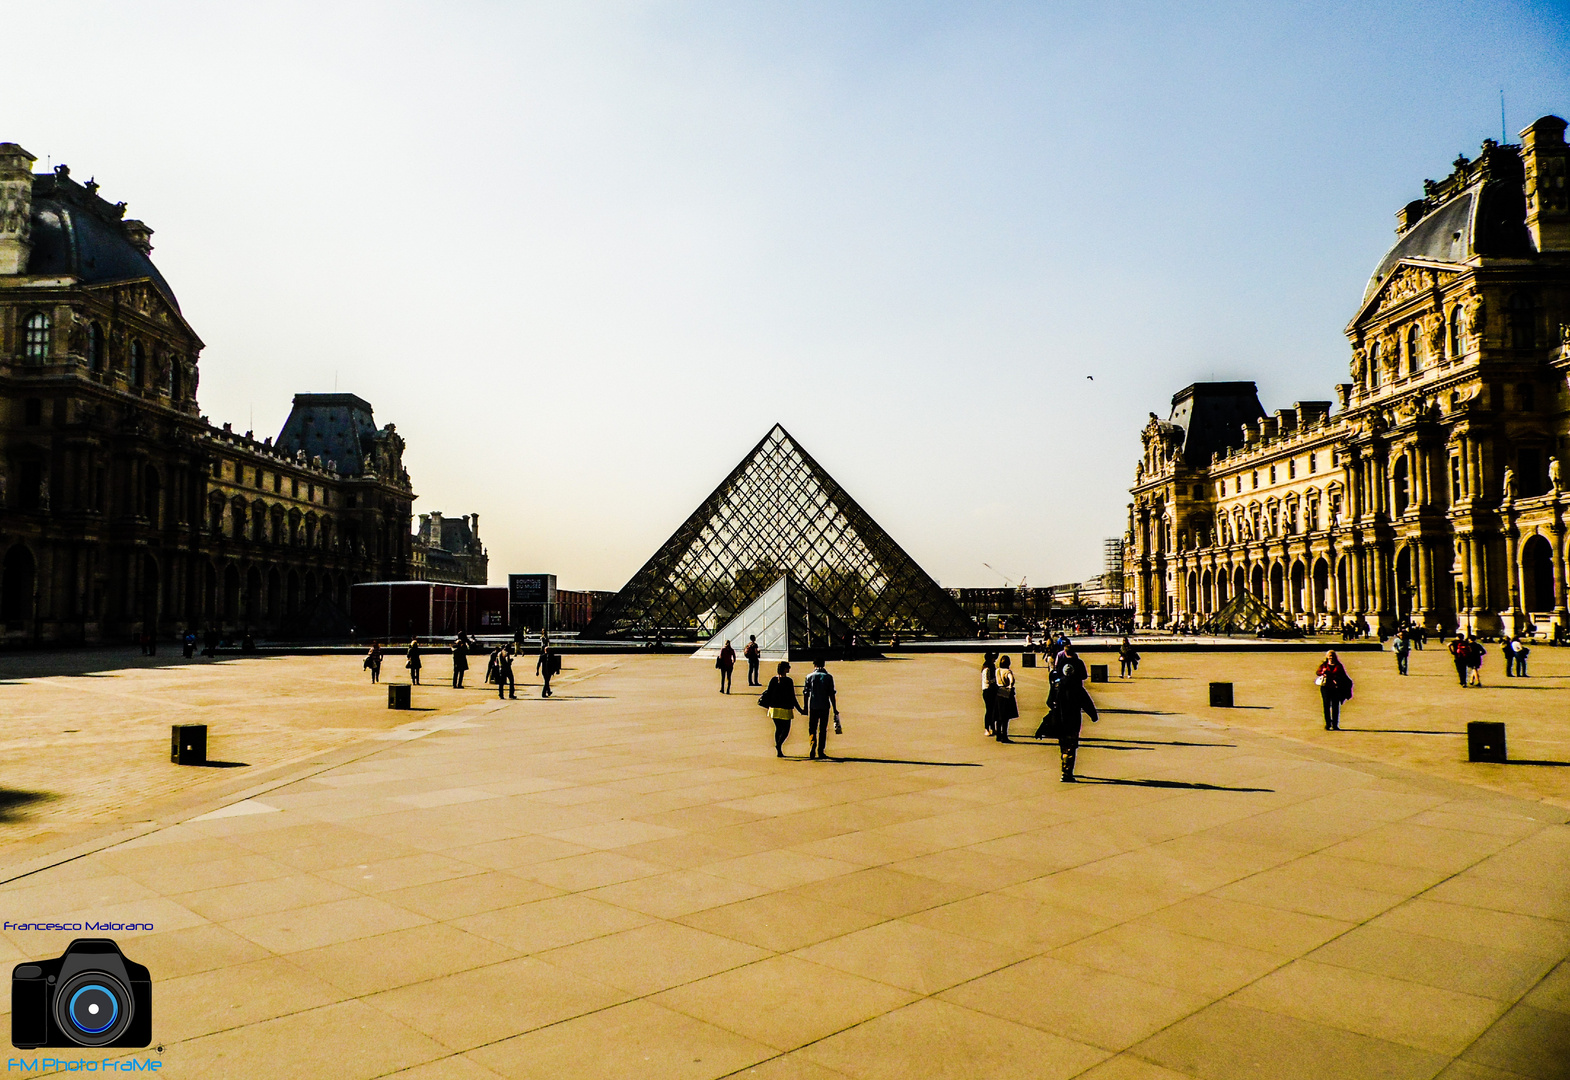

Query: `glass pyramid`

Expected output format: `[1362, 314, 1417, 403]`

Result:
[693, 574, 854, 661]
[586, 424, 974, 642]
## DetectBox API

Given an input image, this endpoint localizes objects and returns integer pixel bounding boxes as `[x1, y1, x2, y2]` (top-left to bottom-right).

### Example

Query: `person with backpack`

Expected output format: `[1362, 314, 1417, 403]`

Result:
[1315, 650, 1353, 730]
[1118, 637, 1140, 678]
[1046, 646, 1097, 781]
[537, 644, 558, 697]
[802, 656, 839, 760]
[365, 642, 384, 684]
[994, 655, 1018, 743]
[743, 636, 762, 686]
[760, 661, 804, 757]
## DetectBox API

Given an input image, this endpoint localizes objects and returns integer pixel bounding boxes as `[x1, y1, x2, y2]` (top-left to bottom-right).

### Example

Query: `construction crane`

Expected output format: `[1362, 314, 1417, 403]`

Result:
[983, 563, 1028, 590]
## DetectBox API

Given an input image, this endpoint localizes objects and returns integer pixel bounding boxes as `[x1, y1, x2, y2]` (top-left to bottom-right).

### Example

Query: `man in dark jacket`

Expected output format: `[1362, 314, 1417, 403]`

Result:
[1051, 647, 1098, 782]
[537, 645, 557, 697]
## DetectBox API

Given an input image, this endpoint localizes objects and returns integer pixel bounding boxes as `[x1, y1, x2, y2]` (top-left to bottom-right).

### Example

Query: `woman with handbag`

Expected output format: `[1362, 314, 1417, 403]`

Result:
[717, 640, 737, 694]
[995, 655, 1019, 743]
[761, 661, 805, 757]
[1314, 650, 1352, 730]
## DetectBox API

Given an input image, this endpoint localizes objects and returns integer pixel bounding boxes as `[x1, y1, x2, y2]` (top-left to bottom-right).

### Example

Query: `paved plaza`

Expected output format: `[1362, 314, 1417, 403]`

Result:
[0, 647, 1567, 1078]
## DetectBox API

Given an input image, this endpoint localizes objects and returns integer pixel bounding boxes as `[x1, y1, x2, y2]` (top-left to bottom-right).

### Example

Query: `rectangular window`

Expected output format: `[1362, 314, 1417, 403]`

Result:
[1252, 471, 1259, 489]
[1521, 383, 1536, 412]
[17, 461, 42, 510]
[255, 469, 265, 490]
[23, 398, 42, 426]
[1450, 456, 1462, 501]
[211, 460, 223, 479]
[291, 478, 299, 498]
[273, 473, 282, 493]
[1269, 465, 1277, 483]
[1309, 452, 1317, 474]
[346, 493, 357, 509]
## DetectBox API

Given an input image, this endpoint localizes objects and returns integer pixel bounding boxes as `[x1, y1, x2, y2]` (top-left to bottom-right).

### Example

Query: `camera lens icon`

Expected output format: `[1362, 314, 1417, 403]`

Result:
[54, 971, 132, 1046]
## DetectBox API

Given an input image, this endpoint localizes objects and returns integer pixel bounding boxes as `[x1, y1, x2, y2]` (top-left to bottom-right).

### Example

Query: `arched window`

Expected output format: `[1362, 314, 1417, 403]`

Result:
[129, 341, 145, 388]
[22, 312, 50, 362]
[1406, 325, 1419, 375]
[87, 323, 105, 373]
[1368, 342, 1381, 388]
[1508, 292, 1536, 349]
[1449, 305, 1462, 359]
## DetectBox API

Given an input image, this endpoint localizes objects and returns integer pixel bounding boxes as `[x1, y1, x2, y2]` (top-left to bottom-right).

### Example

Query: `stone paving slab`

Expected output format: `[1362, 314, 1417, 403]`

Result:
[0, 651, 1566, 1077]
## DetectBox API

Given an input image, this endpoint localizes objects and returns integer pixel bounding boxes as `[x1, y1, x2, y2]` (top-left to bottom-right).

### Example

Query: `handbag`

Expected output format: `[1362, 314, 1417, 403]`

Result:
[833, 714, 842, 735]
[1314, 675, 1326, 686]
[1035, 707, 1059, 740]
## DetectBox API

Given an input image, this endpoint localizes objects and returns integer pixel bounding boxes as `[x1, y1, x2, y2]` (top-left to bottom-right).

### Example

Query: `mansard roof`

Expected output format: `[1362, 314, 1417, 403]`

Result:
[275, 393, 383, 476]
[1167, 382, 1265, 467]
[1361, 139, 1534, 306]
[24, 167, 179, 308]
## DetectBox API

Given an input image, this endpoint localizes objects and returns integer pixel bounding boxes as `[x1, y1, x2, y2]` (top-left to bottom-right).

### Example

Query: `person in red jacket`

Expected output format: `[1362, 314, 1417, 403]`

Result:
[1315, 650, 1353, 730]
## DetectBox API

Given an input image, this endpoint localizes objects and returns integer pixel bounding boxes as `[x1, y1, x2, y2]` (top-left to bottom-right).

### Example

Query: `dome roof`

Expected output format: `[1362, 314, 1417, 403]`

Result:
[1361, 144, 1534, 305]
[23, 169, 178, 309]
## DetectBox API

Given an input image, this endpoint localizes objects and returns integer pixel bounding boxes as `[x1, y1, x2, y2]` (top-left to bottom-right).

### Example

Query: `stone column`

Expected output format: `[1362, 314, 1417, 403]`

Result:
[1554, 511, 1568, 634]
[1505, 517, 1523, 636]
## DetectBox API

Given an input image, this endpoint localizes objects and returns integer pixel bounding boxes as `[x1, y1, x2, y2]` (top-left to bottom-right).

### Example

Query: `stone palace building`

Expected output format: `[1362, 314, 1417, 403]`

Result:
[0, 141, 420, 644]
[1126, 114, 1570, 638]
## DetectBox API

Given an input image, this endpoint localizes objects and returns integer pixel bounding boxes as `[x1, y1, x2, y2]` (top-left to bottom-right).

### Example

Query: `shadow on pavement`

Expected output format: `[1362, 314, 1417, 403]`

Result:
[191, 761, 250, 769]
[1338, 728, 1464, 736]
[826, 757, 983, 768]
[0, 789, 60, 821]
[1078, 776, 1274, 793]
[1083, 737, 1239, 748]
[1505, 759, 1570, 767]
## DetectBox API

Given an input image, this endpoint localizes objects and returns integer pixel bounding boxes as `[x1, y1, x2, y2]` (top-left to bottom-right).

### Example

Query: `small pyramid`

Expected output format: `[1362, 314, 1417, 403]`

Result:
[587, 424, 973, 641]
[693, 574, 856, 661]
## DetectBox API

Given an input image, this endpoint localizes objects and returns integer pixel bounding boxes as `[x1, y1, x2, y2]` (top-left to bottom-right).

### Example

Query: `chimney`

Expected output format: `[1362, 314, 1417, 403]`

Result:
[1395, 199, 1428, 235]
[469, 513, 479, 540]
[0, 143, 36, 275]
[1520, 115, 1569, 252]
[122, 219, 154, 257]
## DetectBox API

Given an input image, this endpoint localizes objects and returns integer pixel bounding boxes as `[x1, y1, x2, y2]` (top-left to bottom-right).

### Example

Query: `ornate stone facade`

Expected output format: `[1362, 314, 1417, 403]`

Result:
[1127, 116, 1570, 638]
[0, 143, 416, 643]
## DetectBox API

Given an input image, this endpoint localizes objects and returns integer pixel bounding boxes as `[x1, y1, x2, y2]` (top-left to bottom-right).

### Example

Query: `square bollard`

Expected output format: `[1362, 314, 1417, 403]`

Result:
[388, 684, 412, 710]
[171, 724, 207, 765]
[1209, 682, 1233, 708]
[1467, 721, 1506, 763]
[1090, 664, 1108, 683]
[1021, 652, 1036, 668]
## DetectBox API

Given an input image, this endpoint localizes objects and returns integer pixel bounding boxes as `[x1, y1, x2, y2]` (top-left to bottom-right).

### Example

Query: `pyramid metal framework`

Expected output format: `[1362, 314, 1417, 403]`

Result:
[586, 425, 974, 641]
[692, 574, 855, 661]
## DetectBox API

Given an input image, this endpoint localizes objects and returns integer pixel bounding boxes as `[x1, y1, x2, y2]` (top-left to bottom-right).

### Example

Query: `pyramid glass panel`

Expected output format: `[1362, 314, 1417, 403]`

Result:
[586, 425, 974, 641]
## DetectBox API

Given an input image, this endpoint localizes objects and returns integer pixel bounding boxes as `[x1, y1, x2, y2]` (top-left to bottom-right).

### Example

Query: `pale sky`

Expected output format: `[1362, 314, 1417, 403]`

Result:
[7, 2, 1567, 591]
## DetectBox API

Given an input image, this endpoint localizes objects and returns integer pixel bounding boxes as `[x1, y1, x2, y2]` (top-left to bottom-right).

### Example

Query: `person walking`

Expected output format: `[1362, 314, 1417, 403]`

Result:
[406, 640, 422, 685]
[537, 644, 557, 697]
[1449, 634, 1470, 686]
[802, 656, 839, 760]
[980, 651, 999, 736]
[761, 661, 804, 757]
[995, 655, 1018, 742]
[744, 635, 761, 686]
[717, 640, 736, 694]
[365, 642, 384, 684]
[1051, 646, 1098, 781]
[496, 645, 516, 699]
[1315, 650, 1353, 730]
[1393, 630, 1410, 676]
[451, 638, 469, 689]
[1467, 635, 1486, 686]
[1118, 636, 1140, 678]
[1515, 637, 1531, 677]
